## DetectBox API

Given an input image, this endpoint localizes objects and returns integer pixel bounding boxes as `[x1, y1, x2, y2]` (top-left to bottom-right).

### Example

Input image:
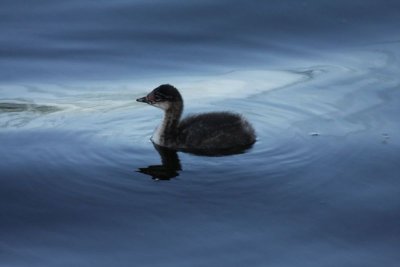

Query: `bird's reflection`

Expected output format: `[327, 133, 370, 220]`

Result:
[137, 143, 254, 180]
[137, 143, 182, 180]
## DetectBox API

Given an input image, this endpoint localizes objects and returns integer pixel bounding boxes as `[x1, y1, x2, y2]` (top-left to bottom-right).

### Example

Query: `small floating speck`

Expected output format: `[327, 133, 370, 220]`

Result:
[309, 132, 320, 136]
[0, 102, 61, 113]
[381, 133, 390, 144]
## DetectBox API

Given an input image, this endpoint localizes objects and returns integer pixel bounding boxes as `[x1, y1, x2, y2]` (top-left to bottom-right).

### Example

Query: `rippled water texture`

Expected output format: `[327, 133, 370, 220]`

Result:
[1, 1, 400, 267]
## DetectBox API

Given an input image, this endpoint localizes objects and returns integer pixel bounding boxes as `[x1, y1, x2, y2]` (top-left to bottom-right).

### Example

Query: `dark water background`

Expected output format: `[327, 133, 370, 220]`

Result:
[1, 1, 400, 266]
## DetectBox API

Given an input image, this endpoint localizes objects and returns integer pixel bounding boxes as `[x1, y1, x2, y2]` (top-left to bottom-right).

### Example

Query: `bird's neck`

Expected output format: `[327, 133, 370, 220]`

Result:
[152, 102, 183, 147]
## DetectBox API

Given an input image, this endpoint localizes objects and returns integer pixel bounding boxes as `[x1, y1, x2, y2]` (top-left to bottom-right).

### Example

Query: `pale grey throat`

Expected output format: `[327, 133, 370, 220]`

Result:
[151, 101, 183, 147]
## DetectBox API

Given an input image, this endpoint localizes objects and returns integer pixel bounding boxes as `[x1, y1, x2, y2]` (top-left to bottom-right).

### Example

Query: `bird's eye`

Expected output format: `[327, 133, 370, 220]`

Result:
[154, 92, 164, 102]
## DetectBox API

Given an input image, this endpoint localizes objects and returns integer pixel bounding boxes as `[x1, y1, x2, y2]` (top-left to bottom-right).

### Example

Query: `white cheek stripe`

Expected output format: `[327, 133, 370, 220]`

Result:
[152, 102, 169, 110]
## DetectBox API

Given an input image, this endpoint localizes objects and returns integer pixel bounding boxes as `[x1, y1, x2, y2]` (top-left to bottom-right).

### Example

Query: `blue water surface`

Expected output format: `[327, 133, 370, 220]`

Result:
[1, 1, 400, 266]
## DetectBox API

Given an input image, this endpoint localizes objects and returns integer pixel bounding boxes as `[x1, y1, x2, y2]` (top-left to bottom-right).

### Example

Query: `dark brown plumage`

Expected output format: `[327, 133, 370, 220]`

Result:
[137, 84, 256, 154]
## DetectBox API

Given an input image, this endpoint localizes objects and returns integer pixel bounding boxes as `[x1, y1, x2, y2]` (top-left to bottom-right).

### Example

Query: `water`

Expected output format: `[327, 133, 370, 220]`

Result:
[1, 1, 400, 266]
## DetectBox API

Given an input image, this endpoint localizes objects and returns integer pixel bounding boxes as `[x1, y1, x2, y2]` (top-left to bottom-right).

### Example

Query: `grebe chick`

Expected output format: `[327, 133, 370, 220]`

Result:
[137, 84, 256, 153]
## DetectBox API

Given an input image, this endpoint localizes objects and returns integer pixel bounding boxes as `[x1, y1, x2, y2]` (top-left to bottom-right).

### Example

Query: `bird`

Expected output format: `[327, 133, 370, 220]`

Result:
[136, 84, 256, 154]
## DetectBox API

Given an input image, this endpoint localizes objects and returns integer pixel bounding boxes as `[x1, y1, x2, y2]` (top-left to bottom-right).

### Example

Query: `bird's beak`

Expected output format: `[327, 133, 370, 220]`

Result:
[137, 92, 156, 104]
[136, 96, 149, 103]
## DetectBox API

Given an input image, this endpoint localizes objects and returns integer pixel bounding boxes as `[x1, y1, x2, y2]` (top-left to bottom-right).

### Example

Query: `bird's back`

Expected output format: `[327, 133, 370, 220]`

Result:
[177, 112, 256, 151]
